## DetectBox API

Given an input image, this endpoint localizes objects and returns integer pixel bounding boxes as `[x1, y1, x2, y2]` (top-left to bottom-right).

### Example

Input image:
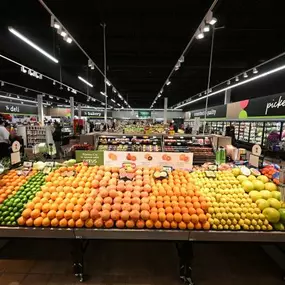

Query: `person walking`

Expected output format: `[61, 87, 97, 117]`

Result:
[53, 122, 64, 159]
[0, 119, 10, 159]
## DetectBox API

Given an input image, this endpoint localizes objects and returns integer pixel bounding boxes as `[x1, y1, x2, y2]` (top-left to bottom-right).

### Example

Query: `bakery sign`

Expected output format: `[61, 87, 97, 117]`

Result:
[80, 110, 112, 117]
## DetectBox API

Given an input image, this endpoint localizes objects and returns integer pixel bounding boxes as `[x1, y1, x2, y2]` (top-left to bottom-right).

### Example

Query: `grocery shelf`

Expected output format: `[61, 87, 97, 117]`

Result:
[0, 227, 285, 242]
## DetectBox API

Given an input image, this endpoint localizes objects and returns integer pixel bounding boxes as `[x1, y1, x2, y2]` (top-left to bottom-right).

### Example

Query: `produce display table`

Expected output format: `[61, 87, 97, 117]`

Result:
[1, 227, 284, 284]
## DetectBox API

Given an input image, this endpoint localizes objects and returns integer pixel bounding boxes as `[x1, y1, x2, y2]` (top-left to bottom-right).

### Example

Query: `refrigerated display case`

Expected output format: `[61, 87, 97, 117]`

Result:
[163, 135, 215, 164]
[249, 122, 263, 145]
[96, 134, 163, 152]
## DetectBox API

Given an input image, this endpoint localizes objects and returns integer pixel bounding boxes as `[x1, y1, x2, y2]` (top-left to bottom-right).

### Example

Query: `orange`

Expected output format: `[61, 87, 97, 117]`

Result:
[34, 217, 43, 227]
[56, 210, 64, 220]
[26, 218, 34, 227]
[22, 208, 32, 219]
[195, 222, 202, 230]
[145, 219, 153, 229]
[47, 210, 56, 220]
[191, 214, 199, 224]
[31, 209, 40, 219]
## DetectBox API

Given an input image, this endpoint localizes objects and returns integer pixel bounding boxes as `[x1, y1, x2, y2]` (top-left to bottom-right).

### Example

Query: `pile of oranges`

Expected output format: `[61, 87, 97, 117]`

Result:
[0, 170, 37, 204]
[18, 165, 211, 230]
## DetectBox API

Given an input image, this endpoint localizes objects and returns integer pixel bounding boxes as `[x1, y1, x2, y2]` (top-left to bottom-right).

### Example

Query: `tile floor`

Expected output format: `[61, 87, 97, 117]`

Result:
[0, 238, 284, 285]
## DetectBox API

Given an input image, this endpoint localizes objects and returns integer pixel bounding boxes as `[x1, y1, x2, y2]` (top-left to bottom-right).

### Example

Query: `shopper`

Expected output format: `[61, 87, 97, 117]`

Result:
[53, 122, 64, 159]
[226, 125, 236, 146]
[0, 119, 10, 159]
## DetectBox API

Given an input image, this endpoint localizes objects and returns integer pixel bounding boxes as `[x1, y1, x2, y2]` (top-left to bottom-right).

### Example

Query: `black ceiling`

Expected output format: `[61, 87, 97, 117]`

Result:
[0, 0, 285, 109]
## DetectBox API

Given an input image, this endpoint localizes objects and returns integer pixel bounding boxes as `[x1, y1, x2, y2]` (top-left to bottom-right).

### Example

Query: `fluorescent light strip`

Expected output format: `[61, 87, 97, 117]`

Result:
[174, 64, 285, 109]
[0, 95, 36, 104]
[8, 27, 59, 63]
[78, 76, 93, 87]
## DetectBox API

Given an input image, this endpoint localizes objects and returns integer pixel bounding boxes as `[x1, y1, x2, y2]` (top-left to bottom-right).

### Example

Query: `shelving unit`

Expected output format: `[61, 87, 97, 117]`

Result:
[26, 126, 46, 147]
[96, 134, 163, 152]
[163, 135, 215, 164]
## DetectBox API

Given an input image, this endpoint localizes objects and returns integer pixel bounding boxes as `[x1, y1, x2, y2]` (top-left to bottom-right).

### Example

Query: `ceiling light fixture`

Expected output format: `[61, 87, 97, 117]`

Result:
[179, 56, 184, 63]
[166, 80, 171, 86]
[21, 66, 27, 73]
[60, 31, 67, 37]
[196, 31, 204, 39]
[235, 76, 239, 82]
[78, 76, 93, 87]
[203, 25, 210, 32]
[227, 80, 230, 85]
[209, 18, 217, 25]
[54, 23, 60, 29]
[8, 27, 59, 63]
[66, 37, 72, 44]
[175, 63, 285, 109]
[253, 68, 258, 74]
[175, 61, 181, 71]
[100, 91, 107, 97]
[243, 72, 248, 78]
[1, 82, 4, 87]
[111, 99, 116, 103]
[106, 80, 111, 87]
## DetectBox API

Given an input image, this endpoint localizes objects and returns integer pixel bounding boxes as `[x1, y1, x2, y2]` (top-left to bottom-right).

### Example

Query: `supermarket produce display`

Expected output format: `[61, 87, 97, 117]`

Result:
[0, 162, 284, 234]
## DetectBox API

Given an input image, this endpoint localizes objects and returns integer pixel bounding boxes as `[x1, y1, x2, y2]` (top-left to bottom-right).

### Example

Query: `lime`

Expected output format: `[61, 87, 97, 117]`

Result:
[4, 216, 10, 222]
[2, 211, 9, 217]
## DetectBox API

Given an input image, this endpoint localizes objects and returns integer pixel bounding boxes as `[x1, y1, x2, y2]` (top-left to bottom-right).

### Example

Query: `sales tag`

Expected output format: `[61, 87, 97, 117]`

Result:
[46, 161, 54, 167]
[23, 161, 33, 168]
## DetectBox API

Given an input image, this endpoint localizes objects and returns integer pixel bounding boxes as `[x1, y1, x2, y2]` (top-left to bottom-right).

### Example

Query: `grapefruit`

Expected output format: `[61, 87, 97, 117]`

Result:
[260, 190, 272, 200]
[267, 198, 281, 210]
[271, 191, 281, 200]
[252, 180, 265, 191]
[263, 207, 280, 223]
[237, 175, 248, 182]
[249, 191, 262, 202]
[242, 180, 254, 193]
[257, 175, 269, 183]
[264, 182, 278, 192]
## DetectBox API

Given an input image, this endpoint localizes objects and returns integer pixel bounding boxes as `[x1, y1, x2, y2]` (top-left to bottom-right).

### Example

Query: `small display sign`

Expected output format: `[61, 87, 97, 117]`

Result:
[75, 151, 104, 165]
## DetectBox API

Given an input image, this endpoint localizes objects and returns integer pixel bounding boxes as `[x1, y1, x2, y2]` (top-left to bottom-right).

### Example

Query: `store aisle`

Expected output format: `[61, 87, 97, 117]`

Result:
[0, 239, 283, 285]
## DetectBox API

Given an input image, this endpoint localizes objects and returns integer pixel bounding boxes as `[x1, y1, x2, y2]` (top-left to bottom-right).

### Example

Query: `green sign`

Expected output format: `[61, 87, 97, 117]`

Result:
[138, 110, 151, 118]
[75, 151, 104, 165]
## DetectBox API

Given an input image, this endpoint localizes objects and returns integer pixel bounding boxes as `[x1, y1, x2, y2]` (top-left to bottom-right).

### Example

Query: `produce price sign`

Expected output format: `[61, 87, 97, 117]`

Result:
[75, 151, 104, 165]
[104, 151, 193, 170]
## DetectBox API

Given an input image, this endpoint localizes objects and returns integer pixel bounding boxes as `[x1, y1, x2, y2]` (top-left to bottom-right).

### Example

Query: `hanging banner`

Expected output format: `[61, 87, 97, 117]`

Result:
[190, 105, 226, 119]
[138, 110, 152, 118]
[104, 151, 193, 170]
[229, 92, 285, 119]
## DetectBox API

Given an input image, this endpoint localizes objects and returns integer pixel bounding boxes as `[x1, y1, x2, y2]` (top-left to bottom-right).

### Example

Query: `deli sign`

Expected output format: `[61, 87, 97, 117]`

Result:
[0, 103, 37, 114]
